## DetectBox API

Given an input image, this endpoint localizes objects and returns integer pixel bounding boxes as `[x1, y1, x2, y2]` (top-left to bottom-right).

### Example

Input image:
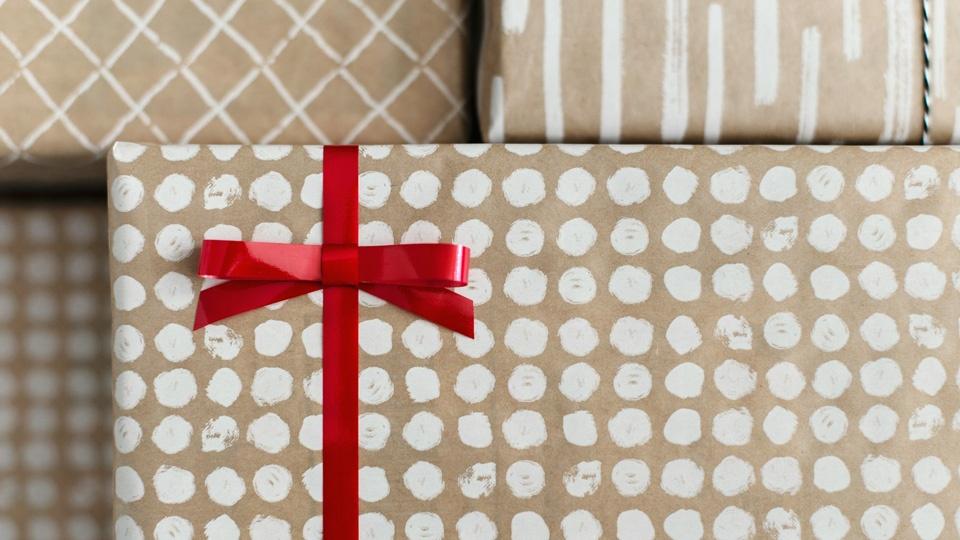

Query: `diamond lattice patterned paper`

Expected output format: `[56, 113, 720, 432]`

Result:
[0, 0, 475, 182]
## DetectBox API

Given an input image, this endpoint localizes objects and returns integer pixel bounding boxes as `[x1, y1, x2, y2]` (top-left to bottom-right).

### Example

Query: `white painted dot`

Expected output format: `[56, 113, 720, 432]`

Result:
[906, 214, 942, 250]
[711, 215, 753, 255]
[664, 265, 701, 302]
[664, 509, 704, 540]
[556, 168, 595, 206]
[112, 224, 145, 263]
[858, 261, 898, 300]
[114, 325, 145, 363]
[665, 362, 704, 398]
[608, 265, 652, 304]
[452, 169, 492, 208]
[763, 406, 798, 445]
[206, 367, 242, 407]
[154, 174, 195, 212]
[508, 364, 547, 402]
[861, 455, 901, 492]
[405, 367, 439, 403]
[760, 166, 797, 202]
[714, 359, 756, 400]
[664, 408, 701, 446]
[810, 265, 849, 300]
[154, 224, 195, 262]
[762, 216, 799, 252]
[613, 363, 652, 400]
[358, 171, 390, 209]
[111, 175, 144, 212]
[810, 405, 848, 443]
[113, 275, 146, 311]
[712, 455, 754, 496]
[557, 362, 598, 402]
[249, 171, 292, 211]
[454, 219, 493, 257]
[711, 166, 751, 203]
[663, 166, 698, 204]
[561, 510, 602, 540]
[763, 263, 798, 302]
[251, 367, 292, 406]
[115, 466, 145, 502]
[254, 320, 293, 356]
[503, 266, 547, 305]
[905, 165, 940, 200]
[246, 413, 290, 454]
[712, 408, 753, 446]
[557, 218, 597, 256]
[402, 320, 442, 359]
[458, 413, 492, 449]
[666, 316, 702, 355]
[610, 218, 649, 255]
[608, 167, 650, 205]
[808, 214, 847, 252]
[858, 214, 897, 251]
[713, 506, 756, 540]
[611, 458, 650, 496]
[763, 312, 801, 350]
[153, 465, 195, 504]
[905, 261, 946, 300]
[811, 314, 850, 352]
[806, 165, 844, 201]
[813, 360, 852, 399]
[860, 313, 899, 352]
[503, 168, 546, 207]
[505, 219, 544, 256]
[151, 415, 192, 454]
[860, 505, 899, 540]
[558, 267, 596, 304]
[856, 164, 894, 201]
[660, 458, 705, 498]
[506, 460, 546, 499]
[203, 174, 241, 209]
[609, 317, 653, 357]
[502, 410, 547, 449]
[761, 457, 802, 495]
[810, 506, 850, 540]
[455, 364, 495, 404]
[153, 368, 197, 408]
[813, 455, 850, 493]
[563, 411, 598, 447]
[401, 170, 441, 209]
[712, 263, 752, 302]
[661, 218, 700, 254]
[504, 318, 548, 357]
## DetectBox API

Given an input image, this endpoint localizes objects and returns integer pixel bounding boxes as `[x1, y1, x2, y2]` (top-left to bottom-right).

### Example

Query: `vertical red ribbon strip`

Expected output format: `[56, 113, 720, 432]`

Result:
[322, 146, 360, 539]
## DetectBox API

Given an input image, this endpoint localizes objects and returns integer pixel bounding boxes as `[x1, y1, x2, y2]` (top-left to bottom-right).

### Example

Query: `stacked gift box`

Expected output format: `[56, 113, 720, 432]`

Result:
[3, 1, 960, 539]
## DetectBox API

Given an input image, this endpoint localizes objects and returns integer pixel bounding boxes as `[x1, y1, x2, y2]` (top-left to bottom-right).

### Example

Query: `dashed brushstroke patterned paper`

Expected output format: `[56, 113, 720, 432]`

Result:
[0, 0, 473, 182]
[0, 206, 112, 539]
[478, 0, 953, 145]
[110, 143, 960, 540]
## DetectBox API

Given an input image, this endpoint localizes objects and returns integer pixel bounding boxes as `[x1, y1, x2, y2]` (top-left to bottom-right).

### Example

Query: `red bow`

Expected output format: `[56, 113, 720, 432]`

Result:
[191, 146, 473, 540]
[193, 240, 474, 337]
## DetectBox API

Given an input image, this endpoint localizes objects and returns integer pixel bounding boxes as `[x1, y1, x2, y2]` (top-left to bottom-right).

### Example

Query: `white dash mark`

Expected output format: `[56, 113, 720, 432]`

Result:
[754, 0, 779, 105]
[543, 0, 564, 142]
[488, 75, 505, 143]
[880, 0, 916, 143]
[501, 0, 530, 35]
[842, 0, 863, 61]
[600, 0, 624, 142]
[705, 4, 724, 143]
[931, 0, 946, 98]
[797, 26, 821, 143]
[951, 106, 960, 143]
[662, 0, 690, 142]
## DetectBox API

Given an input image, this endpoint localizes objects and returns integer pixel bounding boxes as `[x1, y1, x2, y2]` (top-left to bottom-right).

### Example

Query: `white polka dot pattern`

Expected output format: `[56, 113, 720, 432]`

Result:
[109, 144, 960, 540]
[0, 207, 111, 539]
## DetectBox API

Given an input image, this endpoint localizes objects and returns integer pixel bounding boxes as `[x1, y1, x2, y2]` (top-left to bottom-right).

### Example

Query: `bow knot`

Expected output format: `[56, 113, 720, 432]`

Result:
[193, 239, 474, 337]
[321, 244, 359, 286]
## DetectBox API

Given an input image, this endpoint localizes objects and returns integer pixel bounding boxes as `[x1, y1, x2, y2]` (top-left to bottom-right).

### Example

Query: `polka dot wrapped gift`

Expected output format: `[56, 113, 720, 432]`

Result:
[109, 143, 960, 540]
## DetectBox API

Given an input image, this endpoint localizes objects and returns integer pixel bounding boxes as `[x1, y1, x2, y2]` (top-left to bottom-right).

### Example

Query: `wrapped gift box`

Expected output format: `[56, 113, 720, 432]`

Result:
[0, 205, 112, 539]
[480, 0, 960, 145]
[109, 143, 960, 539]
[0, 0, 475, 183]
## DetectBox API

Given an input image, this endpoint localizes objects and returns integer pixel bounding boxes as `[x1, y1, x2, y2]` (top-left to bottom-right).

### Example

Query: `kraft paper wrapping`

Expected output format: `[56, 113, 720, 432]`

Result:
[0, 0, 475, 183]
[478, 0, 940, 145]
[110, 143, 960, 540]
[0, 205, 112, 539]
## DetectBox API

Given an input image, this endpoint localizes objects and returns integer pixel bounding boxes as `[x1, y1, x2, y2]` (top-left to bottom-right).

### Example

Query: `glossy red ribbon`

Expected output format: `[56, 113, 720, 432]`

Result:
[192, 146, 474, 539]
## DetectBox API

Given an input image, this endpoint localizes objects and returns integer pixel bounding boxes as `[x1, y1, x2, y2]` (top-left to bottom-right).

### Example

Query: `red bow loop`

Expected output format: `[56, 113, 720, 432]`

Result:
[193, 239, 474, 336]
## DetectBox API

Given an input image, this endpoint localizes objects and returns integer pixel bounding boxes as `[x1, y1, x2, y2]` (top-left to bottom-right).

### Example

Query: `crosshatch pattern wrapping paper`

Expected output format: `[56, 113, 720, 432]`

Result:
[479, 0, 936, 145]
[110, 143, 960, 540]
[0, 206, 112, 539]
[0, 0, 474, 182]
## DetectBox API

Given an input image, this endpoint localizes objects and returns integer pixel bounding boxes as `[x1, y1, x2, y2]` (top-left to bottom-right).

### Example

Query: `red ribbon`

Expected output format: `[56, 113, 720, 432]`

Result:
[192, 146, 474, 539]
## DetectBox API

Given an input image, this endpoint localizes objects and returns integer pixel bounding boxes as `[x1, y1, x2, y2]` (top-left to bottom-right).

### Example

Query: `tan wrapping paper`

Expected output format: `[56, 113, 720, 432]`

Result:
[478, 0, 937, 145]
[0, 205, 112, 539]
[110, 143, 960, 539]
[0, 0, 475, 183]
